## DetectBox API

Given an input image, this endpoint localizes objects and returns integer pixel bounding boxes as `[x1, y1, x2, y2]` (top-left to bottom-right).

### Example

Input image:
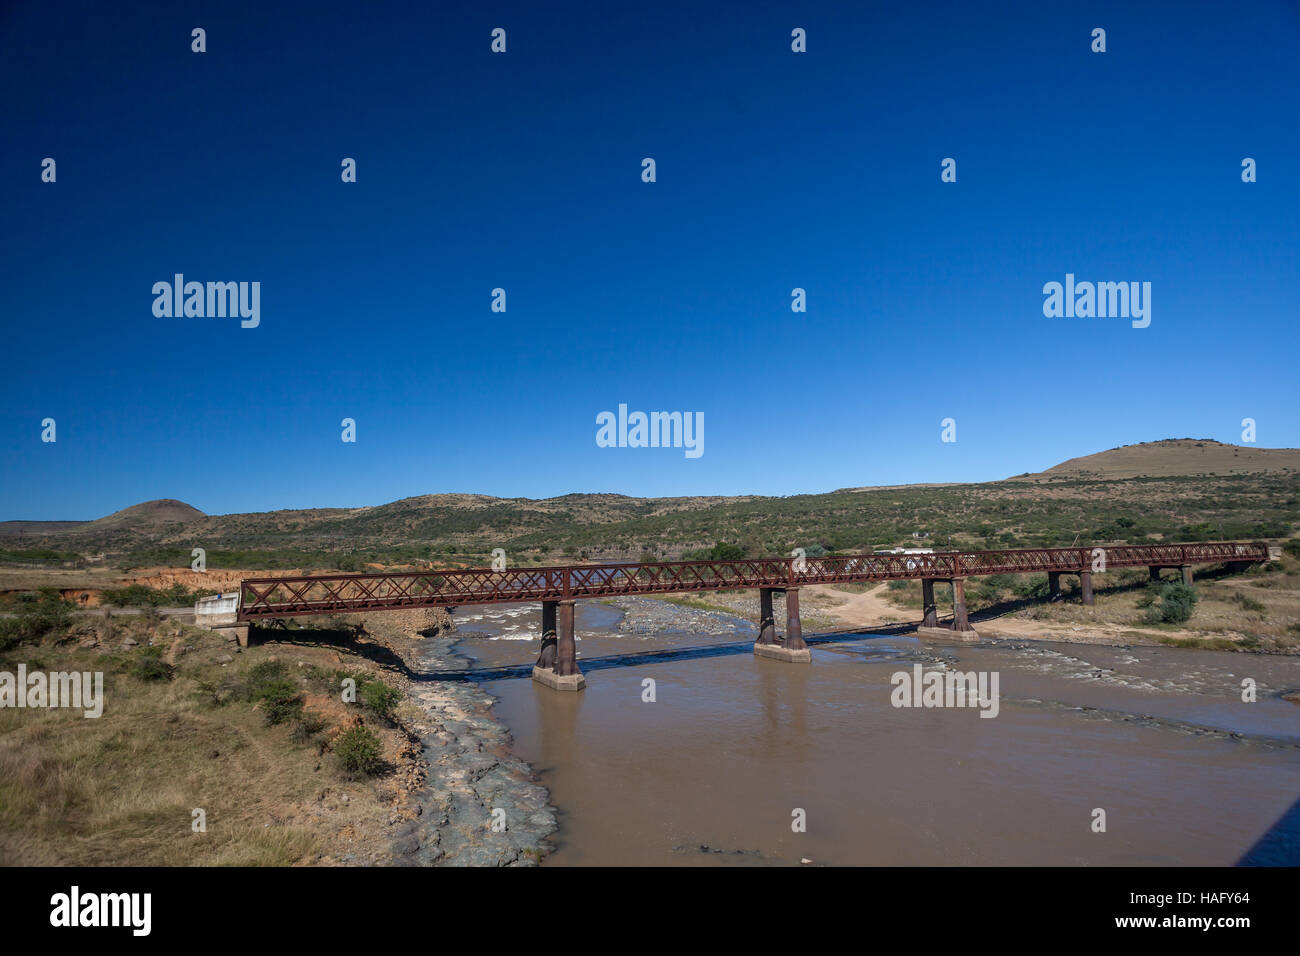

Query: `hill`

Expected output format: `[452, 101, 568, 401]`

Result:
[1, 441, 1295, 569]
[85, 499, 206, 531]
[1014, 439, 1300, 481]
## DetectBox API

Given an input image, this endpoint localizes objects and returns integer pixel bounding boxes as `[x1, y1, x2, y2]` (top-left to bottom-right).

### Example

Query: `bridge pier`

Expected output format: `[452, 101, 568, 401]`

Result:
[917, 577, 980, 642]
[1048, 572, 1063, 601]
[1180, 565, 1194, 587]
[756, 587, 778, 645]
[753, 587, 811, 663]
[921, 578, 939, 627]
[535, 600, 558, 669]
[1079, 570, 1094, 605]
[952, 577, 974, 631]
[532, 599, 586, 691]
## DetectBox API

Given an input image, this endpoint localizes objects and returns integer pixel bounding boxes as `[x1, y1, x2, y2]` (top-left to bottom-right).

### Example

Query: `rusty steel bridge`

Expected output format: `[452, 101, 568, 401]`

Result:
[237, 541, 1271, 690]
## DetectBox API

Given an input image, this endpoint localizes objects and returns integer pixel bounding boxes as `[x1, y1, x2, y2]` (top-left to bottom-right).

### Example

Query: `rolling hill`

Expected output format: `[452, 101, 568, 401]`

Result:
[1, 440, 1296, 568]
[1013, 439, 1300, 481]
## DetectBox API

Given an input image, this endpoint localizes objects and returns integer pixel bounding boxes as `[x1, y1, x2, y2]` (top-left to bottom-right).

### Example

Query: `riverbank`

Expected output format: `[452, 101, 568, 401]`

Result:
[0, 599, 557, 866]
[356, 610, 557, 866]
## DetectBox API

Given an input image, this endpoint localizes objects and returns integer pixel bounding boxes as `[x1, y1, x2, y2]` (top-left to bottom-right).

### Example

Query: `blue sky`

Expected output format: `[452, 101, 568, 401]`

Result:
[2, 0, 1297, 519]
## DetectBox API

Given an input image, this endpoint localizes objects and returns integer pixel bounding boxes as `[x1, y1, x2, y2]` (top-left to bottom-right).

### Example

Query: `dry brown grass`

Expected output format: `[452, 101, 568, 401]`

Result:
[0, 619, 419, 865]
[1017, 438, 1300, 481]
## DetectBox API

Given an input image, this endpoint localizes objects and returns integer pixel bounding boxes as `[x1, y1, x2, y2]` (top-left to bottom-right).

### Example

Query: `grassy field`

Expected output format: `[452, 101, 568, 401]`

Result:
[0, 600, 422, 866]
[875, 552, 1300, 653]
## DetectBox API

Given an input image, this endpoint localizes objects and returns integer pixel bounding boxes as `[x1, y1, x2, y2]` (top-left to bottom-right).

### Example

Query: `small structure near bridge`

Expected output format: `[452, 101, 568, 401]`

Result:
[194, 593, 250, 647]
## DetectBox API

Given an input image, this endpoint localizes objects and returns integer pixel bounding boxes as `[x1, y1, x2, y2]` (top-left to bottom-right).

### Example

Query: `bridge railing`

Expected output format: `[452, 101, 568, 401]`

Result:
[237, 541, 1269, 619]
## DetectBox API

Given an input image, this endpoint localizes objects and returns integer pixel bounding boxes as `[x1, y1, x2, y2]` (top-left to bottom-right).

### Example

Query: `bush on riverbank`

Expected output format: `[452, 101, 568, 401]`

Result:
[334, 726, 383, 777]
[1141, 581, 1199, 624]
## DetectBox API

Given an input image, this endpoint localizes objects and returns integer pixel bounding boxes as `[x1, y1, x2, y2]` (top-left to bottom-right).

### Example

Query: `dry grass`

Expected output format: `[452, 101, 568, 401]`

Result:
[0, 617, 419, 866]
[868, 557, 1300, 652]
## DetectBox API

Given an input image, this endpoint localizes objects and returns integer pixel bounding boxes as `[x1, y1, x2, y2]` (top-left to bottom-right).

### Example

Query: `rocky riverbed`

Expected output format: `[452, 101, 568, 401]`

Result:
[389, 634, 557, 866]
[345, 609, 558, 866]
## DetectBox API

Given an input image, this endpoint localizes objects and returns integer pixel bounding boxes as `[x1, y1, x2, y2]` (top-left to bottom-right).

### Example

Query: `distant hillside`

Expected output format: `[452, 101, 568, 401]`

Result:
[86, 499, 206, 530]
[0, 520, 89, 536]
[1014, 439, 1300, 481]
[1, 441, 1295, 568]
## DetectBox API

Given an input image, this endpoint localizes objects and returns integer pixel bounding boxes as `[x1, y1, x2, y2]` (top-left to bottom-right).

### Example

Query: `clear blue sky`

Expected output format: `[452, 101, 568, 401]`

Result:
[2, 0, 1297, 520]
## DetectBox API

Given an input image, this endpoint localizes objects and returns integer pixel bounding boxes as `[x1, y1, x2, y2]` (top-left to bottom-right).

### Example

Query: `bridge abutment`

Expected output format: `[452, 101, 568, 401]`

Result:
[533, 599, 586, 691]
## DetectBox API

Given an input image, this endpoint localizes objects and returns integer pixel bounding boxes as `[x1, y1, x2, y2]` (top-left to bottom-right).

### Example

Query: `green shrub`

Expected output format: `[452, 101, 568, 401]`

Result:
[236, 660, 304, 724]
[683, 542, 746, 562]
[0, 589, 74, 650]
[131, 646, 174, 682]
[1282, 540, 1300, 560]
[257, 679, 303, 725]
[334, 726, 382, 776]
[244, 659, 288, 688]
[1143, 582, 1198, 625]
[0, 619, 21, 653]
[1014, 578, 1049, 599]
[360, 680, 402, 720]
[102, 583, 214, 608]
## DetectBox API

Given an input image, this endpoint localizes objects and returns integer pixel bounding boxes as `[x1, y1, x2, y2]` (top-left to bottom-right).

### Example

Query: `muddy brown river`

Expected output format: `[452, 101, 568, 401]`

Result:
[442, 600, 1299, 866]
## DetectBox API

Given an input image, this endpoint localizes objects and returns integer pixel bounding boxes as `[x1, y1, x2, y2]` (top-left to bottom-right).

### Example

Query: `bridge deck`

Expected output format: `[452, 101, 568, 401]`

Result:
[237, 541, 1268, 620]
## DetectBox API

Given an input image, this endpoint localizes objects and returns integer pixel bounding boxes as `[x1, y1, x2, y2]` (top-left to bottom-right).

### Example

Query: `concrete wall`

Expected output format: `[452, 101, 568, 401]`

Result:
[194, 593, 239, 626]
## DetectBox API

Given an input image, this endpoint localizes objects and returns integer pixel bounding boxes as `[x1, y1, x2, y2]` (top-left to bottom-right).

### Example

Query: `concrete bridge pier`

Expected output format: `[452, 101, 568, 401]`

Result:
[753, 587, 811, 663]
[535, 600, 558, 669]
[1080, 570, 1094, 605]
[951, 577, 974, 631]
[917, 577, 980, 642]
[756, 587, 778, 645]
[533, 599, 586, 691]
[1048, 572, 1063, 601]
[921, 578, 939, 626]
[1180, 565, 1194, 586]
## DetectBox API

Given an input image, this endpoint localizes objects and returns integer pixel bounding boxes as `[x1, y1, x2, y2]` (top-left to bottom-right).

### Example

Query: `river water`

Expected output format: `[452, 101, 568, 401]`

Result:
[447, 600, 1299, 866]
